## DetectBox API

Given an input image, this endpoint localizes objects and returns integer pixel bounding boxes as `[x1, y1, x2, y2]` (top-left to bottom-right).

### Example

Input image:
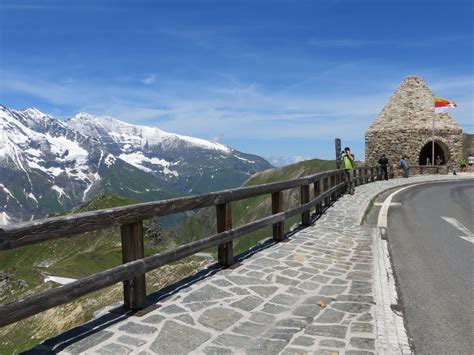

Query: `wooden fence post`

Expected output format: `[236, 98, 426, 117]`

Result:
[121, 221, 147, 310]
[314, 180, 321, 215]
[217, 203, 233, 266]
[300, 185, 311, 226]
[323, 176, 330, 207]
[330, 174, 336, 201]
[272, 191, 284, 241]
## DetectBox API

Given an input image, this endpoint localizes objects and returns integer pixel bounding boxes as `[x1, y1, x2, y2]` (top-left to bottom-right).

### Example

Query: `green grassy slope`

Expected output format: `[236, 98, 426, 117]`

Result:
[177, 158, 337, 255]
[0, 193, 205, 354]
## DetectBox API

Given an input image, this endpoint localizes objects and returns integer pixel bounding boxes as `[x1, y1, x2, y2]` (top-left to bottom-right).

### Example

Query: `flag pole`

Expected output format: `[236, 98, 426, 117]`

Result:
[432, 109, 435, 166]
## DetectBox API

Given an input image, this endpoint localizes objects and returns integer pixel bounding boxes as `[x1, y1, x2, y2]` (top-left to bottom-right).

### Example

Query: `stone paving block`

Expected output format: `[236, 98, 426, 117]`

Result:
[204, 346, 234, 355]
[268, 274, 300, 286]
[315, 309, 345, 323]
[183, 285, 233, 303]
[336, 295, 374, 303]
[246, 338, 288, 355]
[159, 304, 186, 314]
[232, 321, 268, 336]
[212, 279, 233, 287]
[350, 322, 373, 333]
[186, 301, 218, 311]
[331, 302, 372, 314]
[174, 314, 195, 325]
[349, 281, 372, 295]
[269, 293, 299, 306]
[97, 342, 132, 355]
[249, 311, 276, 324]
[319, 285, 348, 295]
[291, 305, 321, 317]
[230, 295, 263, 311]
[198, 307, 243, 331]
[230, 287, 250, 295]
[248, 285, 278, 297]
[150, 320, 211, 354]
[346, 350, 374, 355]
[286, 286, 306, 295]
[227, 275, 270, 286]
[298, 281, 320, 290]
[305, 325, 348, 339]
[275, 317, 312, 329]
[264, 327, 300, 341]
[251, 257, 281, 267]
[292, 336, 315, 347]
[302, 295, 334, 305]
[280, 348, 311, 355]
[62, 330, 114, 353]
[261, 303, 288, 314]
[247, 271, 265, 279]
[347, 271, 372, 281]
[319, 339, 346, 348]
[311, 275, 331, 283]
[116, 335, 147, 347]
[118, 322, 157, 335]
[350, 337, 375, 350]
[357, 313, 373, 322]
[141, 314, 165, 325]
[214, 334, 252, 349]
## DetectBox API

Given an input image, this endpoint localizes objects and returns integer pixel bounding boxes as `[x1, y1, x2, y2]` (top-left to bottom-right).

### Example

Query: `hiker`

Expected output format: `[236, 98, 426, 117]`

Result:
[378, 154, 389, 180]
[343, 147, 355, 194]
[400, 155, 409, 178]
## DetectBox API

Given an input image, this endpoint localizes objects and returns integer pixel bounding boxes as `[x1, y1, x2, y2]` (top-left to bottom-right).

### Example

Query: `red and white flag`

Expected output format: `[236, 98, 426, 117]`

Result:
[434, 97, 457, 113]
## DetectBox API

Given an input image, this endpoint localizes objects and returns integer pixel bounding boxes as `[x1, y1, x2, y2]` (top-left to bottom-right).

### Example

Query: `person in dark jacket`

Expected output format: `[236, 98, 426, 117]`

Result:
[378, 154, 389, 180]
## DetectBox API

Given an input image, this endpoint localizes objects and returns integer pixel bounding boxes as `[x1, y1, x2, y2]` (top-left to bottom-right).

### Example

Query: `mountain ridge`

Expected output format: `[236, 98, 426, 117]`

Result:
[0, 104, 272, 224]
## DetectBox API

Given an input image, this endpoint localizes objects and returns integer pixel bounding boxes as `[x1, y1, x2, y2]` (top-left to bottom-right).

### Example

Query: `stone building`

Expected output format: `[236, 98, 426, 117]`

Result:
[365, 76, 463, 168]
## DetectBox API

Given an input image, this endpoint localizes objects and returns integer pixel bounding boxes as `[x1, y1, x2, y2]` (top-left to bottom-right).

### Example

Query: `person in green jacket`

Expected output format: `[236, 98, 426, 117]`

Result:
[343, 147, 355, 195]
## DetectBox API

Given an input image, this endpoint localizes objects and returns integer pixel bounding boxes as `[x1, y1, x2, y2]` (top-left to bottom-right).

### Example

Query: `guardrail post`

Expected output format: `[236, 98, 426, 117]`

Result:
[314, 179, 321, 214]
[300, 184, 311, 226]
[323, 176, 330, 207]
[121, 221, 147, 310]
[217, 203, 233, 266]
[330, 174, 336, 201]
[272, 191, 284, 241]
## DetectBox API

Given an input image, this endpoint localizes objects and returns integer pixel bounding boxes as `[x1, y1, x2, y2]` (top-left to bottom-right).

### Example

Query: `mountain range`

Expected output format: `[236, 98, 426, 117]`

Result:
[0, 105, 272, 224]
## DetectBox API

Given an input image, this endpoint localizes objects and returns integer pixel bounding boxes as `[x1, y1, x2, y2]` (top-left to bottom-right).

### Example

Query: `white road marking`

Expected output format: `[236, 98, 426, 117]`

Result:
[441, 216, 474, 244]
[374, 202, 401, 207]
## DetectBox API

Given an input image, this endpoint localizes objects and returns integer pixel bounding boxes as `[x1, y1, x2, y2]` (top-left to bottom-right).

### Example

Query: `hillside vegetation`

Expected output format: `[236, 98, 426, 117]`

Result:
[0, 193, 207, 354]
[177, 158, 337, 255]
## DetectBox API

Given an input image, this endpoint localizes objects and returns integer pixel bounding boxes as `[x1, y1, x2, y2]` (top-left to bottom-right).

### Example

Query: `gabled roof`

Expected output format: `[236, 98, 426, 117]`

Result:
[368, 76, 460, 131]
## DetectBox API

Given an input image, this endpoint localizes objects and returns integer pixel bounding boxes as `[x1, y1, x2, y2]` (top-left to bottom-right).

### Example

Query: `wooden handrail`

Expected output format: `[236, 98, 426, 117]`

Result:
[0, 166, 380, 327]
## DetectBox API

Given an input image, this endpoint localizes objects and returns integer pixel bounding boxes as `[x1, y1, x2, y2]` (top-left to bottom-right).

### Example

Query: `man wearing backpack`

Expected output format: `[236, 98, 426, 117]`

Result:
[343, 147, 355, 195]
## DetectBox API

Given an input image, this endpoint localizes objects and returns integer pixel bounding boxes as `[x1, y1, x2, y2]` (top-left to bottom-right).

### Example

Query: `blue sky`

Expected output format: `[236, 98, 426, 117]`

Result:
[1, 0, 472, 165]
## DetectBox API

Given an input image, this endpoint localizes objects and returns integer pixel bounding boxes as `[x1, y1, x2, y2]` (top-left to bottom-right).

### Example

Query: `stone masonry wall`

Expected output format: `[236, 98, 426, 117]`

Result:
[365, 76, 464, 167]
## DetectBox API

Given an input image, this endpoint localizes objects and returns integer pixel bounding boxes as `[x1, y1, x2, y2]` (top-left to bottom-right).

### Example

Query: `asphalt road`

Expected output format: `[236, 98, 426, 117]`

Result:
[387, 180, 474, 354]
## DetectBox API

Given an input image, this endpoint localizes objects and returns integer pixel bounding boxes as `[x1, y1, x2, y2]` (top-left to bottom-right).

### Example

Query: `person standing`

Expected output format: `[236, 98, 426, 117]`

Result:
[343, 147, 355, 194]
[378, 154, 389, 180]
[400, 155, 409, 178]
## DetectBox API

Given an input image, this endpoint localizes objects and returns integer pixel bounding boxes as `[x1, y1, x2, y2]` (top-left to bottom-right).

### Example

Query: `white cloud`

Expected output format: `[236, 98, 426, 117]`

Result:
[142, 74, 156, 85]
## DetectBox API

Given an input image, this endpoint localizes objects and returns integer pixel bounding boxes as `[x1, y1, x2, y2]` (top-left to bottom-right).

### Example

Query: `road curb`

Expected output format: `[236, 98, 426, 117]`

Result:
[370, 176, 474, 354]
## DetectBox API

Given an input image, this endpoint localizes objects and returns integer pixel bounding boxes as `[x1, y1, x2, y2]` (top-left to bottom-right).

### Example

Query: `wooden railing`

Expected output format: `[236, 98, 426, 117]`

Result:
[0, 166, 382, 327]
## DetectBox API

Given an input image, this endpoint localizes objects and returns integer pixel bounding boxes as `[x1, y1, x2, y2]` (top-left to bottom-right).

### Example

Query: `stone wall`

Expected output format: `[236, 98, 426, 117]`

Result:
[365, 76, 463, 167]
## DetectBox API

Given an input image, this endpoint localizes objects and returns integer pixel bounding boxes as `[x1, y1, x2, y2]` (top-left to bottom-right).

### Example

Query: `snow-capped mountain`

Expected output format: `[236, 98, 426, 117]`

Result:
[0, 105, 272, 224]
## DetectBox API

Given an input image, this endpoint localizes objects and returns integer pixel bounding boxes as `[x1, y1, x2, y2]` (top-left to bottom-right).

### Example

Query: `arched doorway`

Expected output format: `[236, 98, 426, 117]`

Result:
[419, 141, 448, 165]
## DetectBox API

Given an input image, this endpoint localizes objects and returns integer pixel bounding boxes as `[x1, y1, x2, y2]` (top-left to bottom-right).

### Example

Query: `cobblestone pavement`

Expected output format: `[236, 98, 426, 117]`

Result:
[50, 174, 472, 355]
